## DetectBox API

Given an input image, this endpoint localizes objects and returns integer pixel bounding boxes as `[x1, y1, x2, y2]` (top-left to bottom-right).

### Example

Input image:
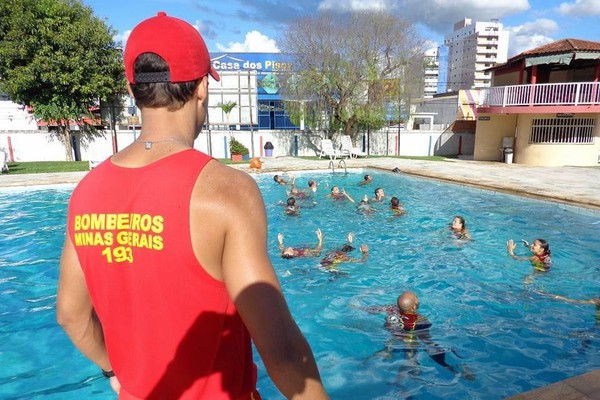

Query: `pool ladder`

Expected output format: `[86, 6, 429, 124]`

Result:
[328, 159, 347, 174]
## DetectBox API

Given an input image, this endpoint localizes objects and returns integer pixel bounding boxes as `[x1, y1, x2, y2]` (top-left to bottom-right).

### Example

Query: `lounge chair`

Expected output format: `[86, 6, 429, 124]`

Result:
[0, 150, 9, 173]
[341, 135, 367, 158]
[88, 154, 110, 170]
[319, 139, 349, 160]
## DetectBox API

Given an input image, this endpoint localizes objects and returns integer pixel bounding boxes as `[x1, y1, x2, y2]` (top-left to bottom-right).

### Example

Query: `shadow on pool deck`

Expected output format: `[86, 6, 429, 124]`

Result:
[1, 156, 599, 398]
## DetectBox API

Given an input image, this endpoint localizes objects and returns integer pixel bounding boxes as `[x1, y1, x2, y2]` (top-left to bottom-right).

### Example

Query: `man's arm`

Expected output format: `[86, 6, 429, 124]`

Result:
[341, 189, 355, 203]
[218, 171, 328, 399]
[533, 290, 598, 305]
[348, 245, 369, 263]
[311, 229, 323, 255]
[56, 236, 118, 390]
[277, 233, 285, 253]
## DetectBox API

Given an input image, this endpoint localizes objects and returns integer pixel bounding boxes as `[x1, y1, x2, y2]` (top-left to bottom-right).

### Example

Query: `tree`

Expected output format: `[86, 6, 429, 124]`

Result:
[0, 0, 125, 160]
[217, 100, 238, 153]
[280, 10, 424, 141]
[216, 101, 237, 130]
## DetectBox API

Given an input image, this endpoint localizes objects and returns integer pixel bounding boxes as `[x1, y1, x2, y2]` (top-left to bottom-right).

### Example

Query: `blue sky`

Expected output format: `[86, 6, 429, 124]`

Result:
[83, 0, 600, 57]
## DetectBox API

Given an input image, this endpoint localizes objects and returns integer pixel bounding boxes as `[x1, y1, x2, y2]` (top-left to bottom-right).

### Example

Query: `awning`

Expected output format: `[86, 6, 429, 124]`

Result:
[525, 54, 573, 67]
[573, 51, 600, 60]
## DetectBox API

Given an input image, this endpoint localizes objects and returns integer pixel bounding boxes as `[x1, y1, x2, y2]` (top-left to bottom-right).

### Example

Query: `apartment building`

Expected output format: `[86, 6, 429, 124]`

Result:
[444, 18, 509, 91]
[423, 47, 439, 98]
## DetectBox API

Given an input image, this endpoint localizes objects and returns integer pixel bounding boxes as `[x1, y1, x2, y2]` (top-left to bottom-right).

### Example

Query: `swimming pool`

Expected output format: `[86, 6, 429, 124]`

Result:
[1, 170, 598, 399]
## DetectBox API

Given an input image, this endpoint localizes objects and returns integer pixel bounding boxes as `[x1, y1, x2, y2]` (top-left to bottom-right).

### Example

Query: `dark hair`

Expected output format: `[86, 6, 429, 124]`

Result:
[308, 180, 316, 187]
[130, 53, 200, 111]
[454, 215, 466, 229]
[286, 197, 296, 206]
[341, 244, 355, 253]
[273, 175, 280, 182]
[390, 196, 400, 207]
[281, 253, 295, 259]
[535, 238, 551, 256]
[364, 175, 371, 181]
[374, 188, 382, 195]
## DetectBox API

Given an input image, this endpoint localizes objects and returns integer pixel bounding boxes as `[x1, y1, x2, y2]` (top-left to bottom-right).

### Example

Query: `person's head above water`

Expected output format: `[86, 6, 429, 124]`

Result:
[364, 175, 372, 182]
[531, 238, 551, 256]
[281, 247, 295, 259]
[286, 197, 296, 206]
[397, 291, 419, 313]
[451, 215, 466, 231]
[390, 196, 400, 208]
[273, 174, 285, 184]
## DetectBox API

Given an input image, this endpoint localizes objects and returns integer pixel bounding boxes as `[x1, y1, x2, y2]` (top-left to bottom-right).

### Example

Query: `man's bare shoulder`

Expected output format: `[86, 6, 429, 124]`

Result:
[195, 161, 263, 208]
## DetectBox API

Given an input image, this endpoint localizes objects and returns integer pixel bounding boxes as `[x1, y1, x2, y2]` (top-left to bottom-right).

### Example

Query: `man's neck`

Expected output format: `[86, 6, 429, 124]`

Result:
[139, 104, 198, 142]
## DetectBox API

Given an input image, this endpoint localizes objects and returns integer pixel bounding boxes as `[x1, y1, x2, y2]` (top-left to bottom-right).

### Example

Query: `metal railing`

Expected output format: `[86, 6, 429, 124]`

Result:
[328, 159, 347, 174]
[480, 82, 600, 107]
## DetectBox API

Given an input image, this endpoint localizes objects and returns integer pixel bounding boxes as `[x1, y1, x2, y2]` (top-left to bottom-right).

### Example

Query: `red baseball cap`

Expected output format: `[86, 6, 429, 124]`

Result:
[124, 11, 220, 83]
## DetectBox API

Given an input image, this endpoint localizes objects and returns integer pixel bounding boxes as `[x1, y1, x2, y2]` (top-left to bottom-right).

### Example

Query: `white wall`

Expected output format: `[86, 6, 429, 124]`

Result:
[0, 129, 474, 162]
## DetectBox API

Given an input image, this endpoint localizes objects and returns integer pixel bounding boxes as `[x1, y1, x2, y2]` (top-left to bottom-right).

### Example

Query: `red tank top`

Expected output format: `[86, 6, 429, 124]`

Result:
[67, 149, 257, 399]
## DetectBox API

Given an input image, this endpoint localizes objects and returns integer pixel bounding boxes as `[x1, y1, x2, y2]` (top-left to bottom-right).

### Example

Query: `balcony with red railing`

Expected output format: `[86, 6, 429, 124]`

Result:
[479, 82, 600, 113]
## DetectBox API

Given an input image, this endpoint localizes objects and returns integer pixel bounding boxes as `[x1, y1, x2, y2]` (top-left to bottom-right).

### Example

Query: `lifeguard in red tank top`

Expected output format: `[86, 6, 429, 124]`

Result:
[67, 149, 259, 400]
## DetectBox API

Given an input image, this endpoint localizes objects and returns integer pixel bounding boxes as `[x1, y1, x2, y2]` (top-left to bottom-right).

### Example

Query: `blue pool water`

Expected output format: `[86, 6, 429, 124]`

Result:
[1, 170, 599, 399]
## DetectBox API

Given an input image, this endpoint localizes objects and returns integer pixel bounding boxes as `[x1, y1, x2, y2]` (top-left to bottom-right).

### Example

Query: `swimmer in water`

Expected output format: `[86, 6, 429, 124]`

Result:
[278, 229, 324, 259]
[506, 238, 552, 272]
[449, 216, 471, 240]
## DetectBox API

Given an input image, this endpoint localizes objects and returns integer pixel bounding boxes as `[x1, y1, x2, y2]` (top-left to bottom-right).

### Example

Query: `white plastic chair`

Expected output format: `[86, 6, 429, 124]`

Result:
[341, 135, 367, 158]
[319, 139, 349, 160]
[0, 150, 9, 173]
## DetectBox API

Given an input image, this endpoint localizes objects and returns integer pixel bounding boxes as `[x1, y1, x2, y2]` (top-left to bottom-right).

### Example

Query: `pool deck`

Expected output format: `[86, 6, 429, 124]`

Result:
[5, 156, 598, 210]
[1, 157, 599, 399]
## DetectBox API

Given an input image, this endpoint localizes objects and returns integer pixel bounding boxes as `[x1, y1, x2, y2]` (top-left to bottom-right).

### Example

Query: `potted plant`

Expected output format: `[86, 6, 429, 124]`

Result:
[229, 137, 248, 161]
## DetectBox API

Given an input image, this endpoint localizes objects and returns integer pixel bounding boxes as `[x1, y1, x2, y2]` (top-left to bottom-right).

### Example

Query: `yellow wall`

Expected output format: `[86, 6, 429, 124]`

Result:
[515, 114, 600, 166]
[474, 114, 517, 161]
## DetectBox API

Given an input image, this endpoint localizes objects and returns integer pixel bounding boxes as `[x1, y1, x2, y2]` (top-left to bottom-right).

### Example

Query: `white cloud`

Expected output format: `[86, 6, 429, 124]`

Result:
[399, 0, 530, 34]
[558, 0, 600, 16]
[505, 19, 558, 56]
[113, 29, 132, 48]
[318, 0, 394, 11]
[193, 20, 206, 33]
[216, 31, 280, 53]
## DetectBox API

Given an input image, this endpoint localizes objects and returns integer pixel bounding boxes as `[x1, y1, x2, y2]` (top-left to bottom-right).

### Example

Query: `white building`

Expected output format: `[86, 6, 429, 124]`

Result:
[0, 98, 38, 131]
[423, 47, 439, 98]
[444, 18, 509, 91]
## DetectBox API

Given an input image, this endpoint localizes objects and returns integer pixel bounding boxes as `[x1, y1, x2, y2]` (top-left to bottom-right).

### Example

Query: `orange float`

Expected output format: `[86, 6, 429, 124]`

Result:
[249, 157, 262, 170]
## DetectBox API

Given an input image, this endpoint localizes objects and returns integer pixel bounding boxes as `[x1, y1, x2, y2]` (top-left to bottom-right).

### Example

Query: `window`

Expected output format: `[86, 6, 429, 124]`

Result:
[530, 118, 596, 144]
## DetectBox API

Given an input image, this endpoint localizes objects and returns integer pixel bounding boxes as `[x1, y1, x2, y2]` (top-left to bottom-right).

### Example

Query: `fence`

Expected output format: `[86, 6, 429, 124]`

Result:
[0, 129, 474, 162]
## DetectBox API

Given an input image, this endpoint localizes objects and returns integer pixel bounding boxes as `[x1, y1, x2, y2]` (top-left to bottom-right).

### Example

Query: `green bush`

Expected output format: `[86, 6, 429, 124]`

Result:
[229, 137, 249, 155]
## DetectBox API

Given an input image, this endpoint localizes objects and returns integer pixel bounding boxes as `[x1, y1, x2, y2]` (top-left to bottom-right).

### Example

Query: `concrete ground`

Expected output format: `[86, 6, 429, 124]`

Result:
[1, 156, 599, 399]
[3, 156, 597, 209]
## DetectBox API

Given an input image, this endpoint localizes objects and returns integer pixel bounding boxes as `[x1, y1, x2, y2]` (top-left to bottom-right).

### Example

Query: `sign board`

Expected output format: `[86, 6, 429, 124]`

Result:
[127, 116, 139, 125]
[478, 116, 491, 121]
[556, 113, 573, 118]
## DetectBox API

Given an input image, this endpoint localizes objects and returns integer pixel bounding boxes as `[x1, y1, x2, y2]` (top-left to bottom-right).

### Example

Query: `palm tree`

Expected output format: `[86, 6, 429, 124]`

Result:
[217, 101, 238, 157]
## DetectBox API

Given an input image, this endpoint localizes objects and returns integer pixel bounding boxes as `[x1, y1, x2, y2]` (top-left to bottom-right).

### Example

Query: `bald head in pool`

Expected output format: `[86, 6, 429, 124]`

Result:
[397, 291, 419, 314]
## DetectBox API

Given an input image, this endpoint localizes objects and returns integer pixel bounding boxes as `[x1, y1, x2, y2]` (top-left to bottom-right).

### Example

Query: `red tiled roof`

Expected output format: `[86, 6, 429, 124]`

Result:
[37, 117, 103, 127]
[518, 38, 600, 57]
[489, 38, 600, 71]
